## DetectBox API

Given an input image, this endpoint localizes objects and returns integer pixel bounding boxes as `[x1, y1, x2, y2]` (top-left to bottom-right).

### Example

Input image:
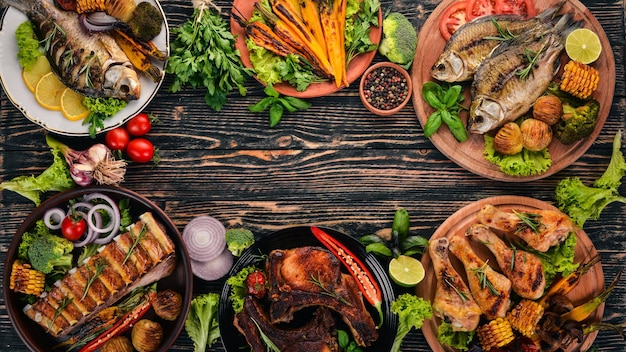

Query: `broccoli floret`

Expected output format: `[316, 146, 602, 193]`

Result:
[378, 12, 417, 68]
[554, 99, 600, 145]
[126, 2, 163, 42]
[185, 292, 220, 352]
[225, 228, 255, 257]
[27, 232, 74, 274]
[555, 131, 626, 227]
[390, 293, 433, 352]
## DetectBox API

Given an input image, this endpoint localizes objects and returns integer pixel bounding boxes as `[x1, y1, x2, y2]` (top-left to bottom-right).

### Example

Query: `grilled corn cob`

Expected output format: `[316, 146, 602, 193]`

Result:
[10, 260, 45, 296]
[560, 61, 600, 99]
[507, 299, 544, 337]
[75, 0, 136, 22]
[477, 318, 515, 350]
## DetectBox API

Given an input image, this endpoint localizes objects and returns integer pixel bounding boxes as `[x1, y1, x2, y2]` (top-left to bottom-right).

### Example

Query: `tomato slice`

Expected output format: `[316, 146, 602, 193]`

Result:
[439, 1, 469, 41]
[466, 0, 496, 20]
[495, 0, 537, 18]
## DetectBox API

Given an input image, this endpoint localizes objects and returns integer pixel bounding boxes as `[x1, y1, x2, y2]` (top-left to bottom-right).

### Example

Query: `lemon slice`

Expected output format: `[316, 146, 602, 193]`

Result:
[565, 28, 602, 64]
[22, 56, 51, 93]
[389, 255, 425, 287]
[61, 88, 90, 121]
[35, 72, 66, 111]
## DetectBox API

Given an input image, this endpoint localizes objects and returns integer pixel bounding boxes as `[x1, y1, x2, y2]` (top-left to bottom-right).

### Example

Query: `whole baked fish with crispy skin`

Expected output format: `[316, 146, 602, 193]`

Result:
[430, 5, 562, 83]
[429, 237, 482, 332]
[476, 204, 575, 252]
[23, 212, 176, 337]
[2, 0, 141, 100]
[266, 246, 378, 347]
[448, 232, 511, 319]
[466, 224, 546, 299]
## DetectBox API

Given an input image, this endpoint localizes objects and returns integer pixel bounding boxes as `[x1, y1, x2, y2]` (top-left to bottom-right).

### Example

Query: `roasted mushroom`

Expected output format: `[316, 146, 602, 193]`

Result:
[153, 289, 183, 321]
[132, 319, 163, 352]
[547, 294, 574, 314]
[493, 122, 524, 155]
[101, 336, 133, 352]
[520, 118, 553, 151]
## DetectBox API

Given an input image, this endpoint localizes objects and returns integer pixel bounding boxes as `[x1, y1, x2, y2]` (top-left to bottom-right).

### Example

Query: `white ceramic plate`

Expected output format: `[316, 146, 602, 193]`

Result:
[0, 0, 169, 136]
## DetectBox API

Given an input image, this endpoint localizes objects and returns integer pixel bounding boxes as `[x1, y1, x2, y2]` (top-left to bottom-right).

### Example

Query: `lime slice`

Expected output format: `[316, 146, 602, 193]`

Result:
[389, 255, 425, 287]
[565, 28, 602, 64]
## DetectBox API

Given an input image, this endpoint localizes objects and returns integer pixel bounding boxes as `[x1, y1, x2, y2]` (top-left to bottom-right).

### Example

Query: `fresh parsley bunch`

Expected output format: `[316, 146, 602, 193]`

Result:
[167, 3, 253, 111]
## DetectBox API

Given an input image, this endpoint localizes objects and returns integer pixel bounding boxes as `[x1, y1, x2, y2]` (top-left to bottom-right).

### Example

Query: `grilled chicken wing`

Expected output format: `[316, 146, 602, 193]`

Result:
[449, 232, 511, 319]
[466, 224, 546, 299]
[477, 204, 575, 252]
[429, 237, 482, 332]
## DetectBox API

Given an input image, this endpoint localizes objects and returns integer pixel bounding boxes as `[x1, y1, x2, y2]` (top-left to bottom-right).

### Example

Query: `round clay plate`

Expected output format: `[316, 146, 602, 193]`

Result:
[416, 196, 605, 352]
[0, 0, 169, 136]
[411, 0, 615, 182]
[230, 0, 382, 98]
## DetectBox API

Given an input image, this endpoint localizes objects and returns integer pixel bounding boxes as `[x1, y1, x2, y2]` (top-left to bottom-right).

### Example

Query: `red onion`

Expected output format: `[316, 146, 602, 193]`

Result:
[190, 248, 233, 281]
[82, 193, 121, 244]
[182, 215, 226, 262]
[43, 208, 65, 230]
[78, 12, 119, 33]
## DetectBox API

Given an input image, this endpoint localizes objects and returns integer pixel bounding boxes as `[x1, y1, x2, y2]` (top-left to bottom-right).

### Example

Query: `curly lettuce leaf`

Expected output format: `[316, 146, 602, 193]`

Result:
[484, 135, 552, 176]
[437, 321, 475, 351]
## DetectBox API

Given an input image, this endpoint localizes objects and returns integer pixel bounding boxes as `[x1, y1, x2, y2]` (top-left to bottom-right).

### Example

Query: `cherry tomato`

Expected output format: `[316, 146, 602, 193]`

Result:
[105, 127, 130, 151]
[246, 270, 267, 299]
[439, 1, 468, 41]
[495, 0, 536, 18]
[466, 0, 496, 20]
[126, 138, 155, 163]
[125, 113, 153, 136]
[61, 215, 87, 241]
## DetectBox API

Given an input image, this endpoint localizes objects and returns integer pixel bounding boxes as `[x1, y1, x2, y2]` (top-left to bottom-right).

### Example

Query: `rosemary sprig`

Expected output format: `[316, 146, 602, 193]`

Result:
[471, 261, 500, 296]
[309, 273, 352, 306]
[48, 296, 73, 331]
[123, 223, 147, 265]
[510, 243, 517, 271]
[251, 318, 281, 352]
[484, 19, 517, 41]
[513, 210, 542, 233]
[516, 47, 542, 80]
[81, 258, 107, 300]
[444, 273, 469, 302]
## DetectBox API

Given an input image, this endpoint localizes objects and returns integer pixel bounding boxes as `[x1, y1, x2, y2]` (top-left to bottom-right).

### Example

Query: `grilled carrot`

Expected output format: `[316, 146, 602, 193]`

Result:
[319, 0, 347, 87]
[111, 29, 161, 82]
[247, 21, 299, 57]
[539, 255, 600, 308]
[298, 0, 326, 53]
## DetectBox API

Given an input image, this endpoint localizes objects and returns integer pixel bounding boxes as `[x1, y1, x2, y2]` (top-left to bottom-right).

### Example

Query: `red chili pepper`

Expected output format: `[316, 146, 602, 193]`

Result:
[310, 226, 384, 328]
[78, 291, 155, 352]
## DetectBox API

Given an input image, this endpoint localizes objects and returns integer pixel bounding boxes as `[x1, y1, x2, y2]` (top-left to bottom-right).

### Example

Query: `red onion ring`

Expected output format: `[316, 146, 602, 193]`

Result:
[182, 215, 226, 262]
[87, 204, 117, 234]
[43, 207, 65, 230]
[82, 193, 121, 245]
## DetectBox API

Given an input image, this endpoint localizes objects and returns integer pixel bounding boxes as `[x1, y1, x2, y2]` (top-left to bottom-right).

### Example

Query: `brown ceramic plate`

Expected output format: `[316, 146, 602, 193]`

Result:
[411, 0, 615, 181]
[416, 196, 605, 352]
[2, 186, 193, 352]
[230, 0, 382, 98]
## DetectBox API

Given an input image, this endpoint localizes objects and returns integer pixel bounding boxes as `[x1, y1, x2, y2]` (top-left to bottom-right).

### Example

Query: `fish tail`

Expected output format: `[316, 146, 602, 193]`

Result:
[2, 0, 32, 13]
[536, 1, 565, 22]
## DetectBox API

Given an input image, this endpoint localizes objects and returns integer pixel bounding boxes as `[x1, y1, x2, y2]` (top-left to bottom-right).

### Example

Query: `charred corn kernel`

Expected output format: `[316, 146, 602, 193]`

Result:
[9, 260, 45, 296]
[477, 318, 515, 350]
[560, 61, 600, 99]
[507, 299, 544, 337]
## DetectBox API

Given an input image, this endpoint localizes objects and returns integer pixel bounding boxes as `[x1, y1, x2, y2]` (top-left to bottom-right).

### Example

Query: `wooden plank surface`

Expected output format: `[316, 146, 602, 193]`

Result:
[1, 0, 624, 351]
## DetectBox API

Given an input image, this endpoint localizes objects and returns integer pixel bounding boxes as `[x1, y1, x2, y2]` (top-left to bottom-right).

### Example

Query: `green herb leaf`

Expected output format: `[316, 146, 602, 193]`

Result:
[269, 103, 284, 127]
[423, 111, 443, 137]
[365, 242, 393, 258]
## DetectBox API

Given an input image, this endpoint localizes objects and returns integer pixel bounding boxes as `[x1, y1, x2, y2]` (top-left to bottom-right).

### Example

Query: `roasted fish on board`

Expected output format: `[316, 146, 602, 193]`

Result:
[1, 0, 141, 100]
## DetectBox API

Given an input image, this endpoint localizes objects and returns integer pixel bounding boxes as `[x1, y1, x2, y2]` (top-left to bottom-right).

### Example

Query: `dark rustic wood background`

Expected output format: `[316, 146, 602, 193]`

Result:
[1, 0, 624, 351]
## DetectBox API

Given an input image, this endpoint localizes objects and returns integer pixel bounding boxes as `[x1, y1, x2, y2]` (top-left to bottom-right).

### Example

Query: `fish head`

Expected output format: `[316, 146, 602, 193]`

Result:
[468, 96, 505, 134]
[430, 52, 467, 82]
[103, 64, 141, 100]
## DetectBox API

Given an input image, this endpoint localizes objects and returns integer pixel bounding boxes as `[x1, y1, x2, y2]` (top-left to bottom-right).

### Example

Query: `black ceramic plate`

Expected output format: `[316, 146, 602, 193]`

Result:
[218, 226, 398, 351]
[2, 186, 193, 352]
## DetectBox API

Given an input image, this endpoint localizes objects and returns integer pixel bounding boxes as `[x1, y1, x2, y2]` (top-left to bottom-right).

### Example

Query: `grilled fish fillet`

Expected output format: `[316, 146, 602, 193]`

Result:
[2, 0, 141, 100]
[466, 224, 546, 299]
[23, 212, 176, 337]
[448, 232, 511, 319]
[429, 237, 481, 332]
[430, 5, 562, 83]
[476, 204, 575, 252]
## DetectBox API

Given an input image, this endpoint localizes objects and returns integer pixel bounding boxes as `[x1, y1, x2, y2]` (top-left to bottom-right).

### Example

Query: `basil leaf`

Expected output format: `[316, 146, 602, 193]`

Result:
[392, 208, 410, 244]
[365, 243, 393, 258]
[269, 103, 284, 127]
[423, 90, 444, 110]
[248, 97, 275, 112]
[423, 111, 443, 137]
[443, 85, 462, 107]
[281, 96, 311, 110]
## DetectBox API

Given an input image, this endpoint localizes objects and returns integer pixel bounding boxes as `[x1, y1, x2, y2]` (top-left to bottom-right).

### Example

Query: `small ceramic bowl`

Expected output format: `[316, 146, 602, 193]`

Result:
[359, 62, 413, 116]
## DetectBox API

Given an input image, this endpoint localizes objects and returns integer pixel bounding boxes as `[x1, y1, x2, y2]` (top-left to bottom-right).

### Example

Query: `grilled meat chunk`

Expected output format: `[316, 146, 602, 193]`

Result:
[467, 224, 546, 299]
[23, 212, 176, 337]
[266, 246, 378, 347]
[477, 204, 575, 252]
[430, 237, 482, 332]
[234, 296, 339, 352]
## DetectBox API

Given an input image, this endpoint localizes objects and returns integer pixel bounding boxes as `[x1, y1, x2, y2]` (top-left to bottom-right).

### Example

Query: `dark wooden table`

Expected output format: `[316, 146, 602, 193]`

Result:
[1, 0, 624, 351]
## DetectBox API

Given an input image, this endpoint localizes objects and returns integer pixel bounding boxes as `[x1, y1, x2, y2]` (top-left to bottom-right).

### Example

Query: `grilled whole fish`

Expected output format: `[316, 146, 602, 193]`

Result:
[467, 15, 581, 134]
[2, 0, 141, 100]
[430, 5, 561, 83]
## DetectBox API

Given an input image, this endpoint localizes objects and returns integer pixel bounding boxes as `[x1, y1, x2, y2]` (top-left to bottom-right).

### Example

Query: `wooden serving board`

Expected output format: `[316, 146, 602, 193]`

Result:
[411, 0, 615, 182]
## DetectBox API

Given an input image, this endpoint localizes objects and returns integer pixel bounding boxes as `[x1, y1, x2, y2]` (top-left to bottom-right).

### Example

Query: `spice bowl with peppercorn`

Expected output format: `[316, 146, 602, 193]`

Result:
[359, 62, 413, 116]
